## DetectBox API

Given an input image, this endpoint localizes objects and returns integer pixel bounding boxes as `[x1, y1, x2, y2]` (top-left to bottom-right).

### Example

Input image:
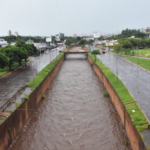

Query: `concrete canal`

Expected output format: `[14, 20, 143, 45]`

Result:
[9, 55, 132, 150]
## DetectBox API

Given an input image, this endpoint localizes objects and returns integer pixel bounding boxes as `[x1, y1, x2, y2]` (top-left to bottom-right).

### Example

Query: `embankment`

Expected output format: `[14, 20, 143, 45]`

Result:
[0, 54, 64, 150]
[88, 54, 148, 150]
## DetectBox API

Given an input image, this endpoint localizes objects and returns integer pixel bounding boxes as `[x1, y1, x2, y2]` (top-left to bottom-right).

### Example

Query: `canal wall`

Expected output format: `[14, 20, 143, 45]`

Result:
[88, 55, 147, 150]
[0, 55, 64, 150]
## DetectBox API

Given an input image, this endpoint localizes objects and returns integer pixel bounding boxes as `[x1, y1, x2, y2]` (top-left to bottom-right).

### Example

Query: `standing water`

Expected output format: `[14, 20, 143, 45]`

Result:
[9, 56, 131, 150]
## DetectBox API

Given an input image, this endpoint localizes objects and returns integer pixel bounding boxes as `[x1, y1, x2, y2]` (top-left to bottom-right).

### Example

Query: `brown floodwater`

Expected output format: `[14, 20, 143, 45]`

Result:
[9, 56, 132, 150]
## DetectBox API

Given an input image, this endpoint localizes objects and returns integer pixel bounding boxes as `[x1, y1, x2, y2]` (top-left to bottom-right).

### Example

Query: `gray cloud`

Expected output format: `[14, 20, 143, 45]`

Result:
[0, 0, 150, 36]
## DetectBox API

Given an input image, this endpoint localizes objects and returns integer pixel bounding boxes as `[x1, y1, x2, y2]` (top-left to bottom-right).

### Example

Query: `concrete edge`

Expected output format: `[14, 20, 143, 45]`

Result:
[0, 59, 33, 80]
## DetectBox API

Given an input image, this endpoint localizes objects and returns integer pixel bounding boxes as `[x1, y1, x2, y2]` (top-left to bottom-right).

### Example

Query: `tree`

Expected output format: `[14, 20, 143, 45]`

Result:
[122, 40, 133, 50]
[14, 47, 28, 65]
[146, 39, 150, 48]
[0, 53, 9, 69]
[91, 50, 101, 62]
[86, 40, 94, 51]
[15, 40, 37, 55]
[113, 44, 122, 52]
[1, 46, 17, 70]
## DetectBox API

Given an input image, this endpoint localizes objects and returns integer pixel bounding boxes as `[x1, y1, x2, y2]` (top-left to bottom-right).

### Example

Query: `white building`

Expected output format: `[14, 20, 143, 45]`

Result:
[93, 32, 100, 39]
[8, 30, 12, 36]
[55, 34, 60, 41]
[14, 31, 19, 37]
[0, 39, 8, 48]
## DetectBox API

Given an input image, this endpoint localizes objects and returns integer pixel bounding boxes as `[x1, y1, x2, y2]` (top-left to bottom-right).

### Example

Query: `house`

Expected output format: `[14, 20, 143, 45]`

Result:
[0, 38, 8, 48]
[106, 40, 118, 47]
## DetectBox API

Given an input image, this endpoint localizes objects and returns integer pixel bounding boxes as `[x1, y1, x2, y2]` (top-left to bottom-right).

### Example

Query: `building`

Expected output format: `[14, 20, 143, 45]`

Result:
[26, 39, 34, 44]
[59, 33, 64, 38]
[105, 40, 118, 47]
[8, 30, 12, 36]
[73, 34, 77, 37]
[55, 34, 60, 41]
[145, 27, 150, 34]
[0, 38, 8, 48]
[14, 31, 19, 37]
[93, 32, 100, 39]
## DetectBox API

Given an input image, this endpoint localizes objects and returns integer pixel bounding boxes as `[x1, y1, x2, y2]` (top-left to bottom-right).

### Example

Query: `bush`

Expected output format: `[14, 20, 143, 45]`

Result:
[103, 92, 110, 97]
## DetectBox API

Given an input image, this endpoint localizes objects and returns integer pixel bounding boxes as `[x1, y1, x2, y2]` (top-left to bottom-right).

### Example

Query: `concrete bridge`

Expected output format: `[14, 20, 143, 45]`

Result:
[60, 51, 89, 59]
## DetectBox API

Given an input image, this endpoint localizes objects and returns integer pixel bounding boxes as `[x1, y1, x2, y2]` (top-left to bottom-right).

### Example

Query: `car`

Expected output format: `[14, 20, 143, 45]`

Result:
[46, 51, 49, 54]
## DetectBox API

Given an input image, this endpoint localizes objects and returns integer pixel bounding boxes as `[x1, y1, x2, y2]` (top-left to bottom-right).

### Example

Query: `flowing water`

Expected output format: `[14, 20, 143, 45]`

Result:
[9, 56, 132, 150]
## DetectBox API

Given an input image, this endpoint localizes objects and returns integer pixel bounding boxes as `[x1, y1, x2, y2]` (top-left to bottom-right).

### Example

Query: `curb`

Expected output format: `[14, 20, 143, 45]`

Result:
[0, 60, 33, 80]
[123, 58, 150, 74]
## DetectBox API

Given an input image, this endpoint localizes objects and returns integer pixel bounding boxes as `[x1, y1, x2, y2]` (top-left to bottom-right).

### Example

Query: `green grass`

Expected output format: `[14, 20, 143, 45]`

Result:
[89, 53, 150, 132]
[112, 49, 150, 58]
[125, 57, 150, 71]
[89, 53, 133, 104]
[126, 103, 149, 132]
[27, 53, 64, 90]
[103, 92, 110, 97]
[24, 94, 29, 101]
[16, 102, 21, 108]
[0, 61, 26, 77]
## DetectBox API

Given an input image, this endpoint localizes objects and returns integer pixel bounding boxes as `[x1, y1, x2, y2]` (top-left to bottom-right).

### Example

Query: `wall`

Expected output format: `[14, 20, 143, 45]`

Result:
[88, 55, 147, 150]
[0, 56, 64, 150]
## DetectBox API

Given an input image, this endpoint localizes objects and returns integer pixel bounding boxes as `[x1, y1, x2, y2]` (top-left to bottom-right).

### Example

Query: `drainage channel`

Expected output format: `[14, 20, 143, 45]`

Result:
[8, 57, 132, 150]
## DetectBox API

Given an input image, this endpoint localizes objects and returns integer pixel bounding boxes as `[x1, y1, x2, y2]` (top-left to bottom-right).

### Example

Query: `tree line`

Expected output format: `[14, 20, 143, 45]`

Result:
[0, 40, 37, 70]
[113, 38, 150, 52]
[0, 35, 46, 44]
[98, 28, 148, 40]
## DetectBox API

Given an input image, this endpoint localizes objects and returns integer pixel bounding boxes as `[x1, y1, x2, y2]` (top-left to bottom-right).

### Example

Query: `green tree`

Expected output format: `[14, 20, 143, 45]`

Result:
[1, 47, 17, 70]
[91, 50, 101, 62]
[0, 53, 9, 69]
[113, 44, 122, 52]
[86, 40, 94, 51]
[122, 40, 133, 50]
[14, 47, 28, 65]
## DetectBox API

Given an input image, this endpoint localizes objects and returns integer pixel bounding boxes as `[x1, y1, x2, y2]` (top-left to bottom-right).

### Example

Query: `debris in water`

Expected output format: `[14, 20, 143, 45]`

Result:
[74, 129, 77, 133]
[70, 118, 74, 122]
[67, 140, 72, 145]
[80, 144, 84, 148]
[77, 134, 82, 140]
[87, 121, 91, 127]
[62, 133, 66, 137]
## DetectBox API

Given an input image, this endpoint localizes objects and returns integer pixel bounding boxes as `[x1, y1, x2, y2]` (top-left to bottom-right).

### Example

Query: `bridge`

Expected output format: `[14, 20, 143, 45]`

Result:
[60, 51, 89, 59]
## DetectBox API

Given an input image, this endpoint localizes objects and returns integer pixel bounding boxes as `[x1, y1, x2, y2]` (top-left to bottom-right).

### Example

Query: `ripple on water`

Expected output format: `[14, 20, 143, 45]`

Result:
[9, 59, 132, 150]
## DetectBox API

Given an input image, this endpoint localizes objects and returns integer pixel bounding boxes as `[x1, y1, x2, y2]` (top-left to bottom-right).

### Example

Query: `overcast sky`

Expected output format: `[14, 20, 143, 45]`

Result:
[0, 0, 150, 36]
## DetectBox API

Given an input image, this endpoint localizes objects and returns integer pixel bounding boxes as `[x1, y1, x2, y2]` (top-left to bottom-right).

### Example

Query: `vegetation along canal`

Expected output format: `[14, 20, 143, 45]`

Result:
[9, 55, 132, 150]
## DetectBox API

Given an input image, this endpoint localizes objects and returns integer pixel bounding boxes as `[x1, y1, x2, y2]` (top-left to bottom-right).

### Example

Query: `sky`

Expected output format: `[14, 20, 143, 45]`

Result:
[0, 0, 150, 36]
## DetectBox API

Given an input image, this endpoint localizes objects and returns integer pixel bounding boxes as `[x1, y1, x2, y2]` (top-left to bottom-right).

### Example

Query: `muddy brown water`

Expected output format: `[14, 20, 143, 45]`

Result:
[9, 56, 132, 150]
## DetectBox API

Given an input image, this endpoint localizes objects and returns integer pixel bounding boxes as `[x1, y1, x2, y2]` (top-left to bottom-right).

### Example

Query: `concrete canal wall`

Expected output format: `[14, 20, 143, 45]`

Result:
[88, 55, 147, 150]
[0, 56, 64, 150]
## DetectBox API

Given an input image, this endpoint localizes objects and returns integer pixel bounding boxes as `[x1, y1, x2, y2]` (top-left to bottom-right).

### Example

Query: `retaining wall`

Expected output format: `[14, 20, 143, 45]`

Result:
[88, 55, 147, 150]
[0, 56, 64, 150]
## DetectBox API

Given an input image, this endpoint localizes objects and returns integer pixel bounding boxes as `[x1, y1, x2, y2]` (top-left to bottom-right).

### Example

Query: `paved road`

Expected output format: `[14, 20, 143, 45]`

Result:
[90, 45, 150, 121]
[0, 47, 64, 108]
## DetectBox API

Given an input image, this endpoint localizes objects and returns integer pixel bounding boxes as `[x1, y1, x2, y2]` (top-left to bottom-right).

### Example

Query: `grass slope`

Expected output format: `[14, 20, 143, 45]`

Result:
[27, 53, 64, 90]
[112, 49, 150, 58]
[89, 53, 150, 132]
[0, 61, 26, 77]
[89, 53, 133, 104]
[126, 57, 150, 71]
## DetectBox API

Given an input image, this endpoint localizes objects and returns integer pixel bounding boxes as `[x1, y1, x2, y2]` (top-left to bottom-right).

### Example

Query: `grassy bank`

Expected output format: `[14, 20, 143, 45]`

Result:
[27, 53, 64, 90]
[112, 49, 150, 58]
[63, 46, 70, 52]
[125, 57, 150, 71]
[89, 53, 149, 132]
[89, 53, 133, 104]
[0, 61, 27, 77]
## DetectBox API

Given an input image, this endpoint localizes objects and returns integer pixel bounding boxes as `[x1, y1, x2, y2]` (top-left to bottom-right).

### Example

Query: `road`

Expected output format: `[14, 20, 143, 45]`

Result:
[0, 47, 64, 108]
[90, 44, 150, 121]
